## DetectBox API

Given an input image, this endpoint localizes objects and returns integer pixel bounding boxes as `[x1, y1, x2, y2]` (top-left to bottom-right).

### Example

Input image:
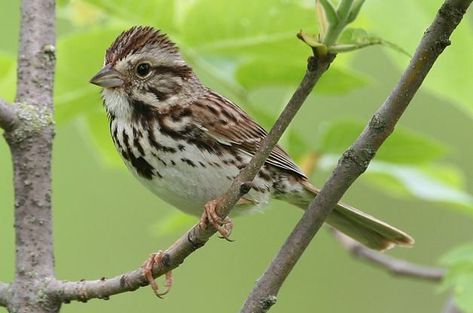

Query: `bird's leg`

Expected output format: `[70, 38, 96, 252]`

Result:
[142, 250, 173, 298]
[200, 198, 233, 241]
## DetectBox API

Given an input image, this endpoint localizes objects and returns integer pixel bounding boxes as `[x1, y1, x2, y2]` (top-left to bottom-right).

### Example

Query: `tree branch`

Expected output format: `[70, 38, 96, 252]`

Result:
[335, 228, 462, 312]
[0, 282, 10, 307]
[336, 230, 461, 312]
[49, 50, 337, 302]
[5, 0, 58, 312]
[240, 0, 472, 312]
[334, 231, 445, 282]
[0, 99, 17, 131]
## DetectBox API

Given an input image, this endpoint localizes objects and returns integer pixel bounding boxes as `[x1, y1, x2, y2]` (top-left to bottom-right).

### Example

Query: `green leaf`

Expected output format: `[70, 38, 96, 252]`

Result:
[335, 0, 354, 21]
[59, 0, 106, 27]
[363, 0, 473, 118]
[236, 58, 366, 94]
[442, 244, 473, 266]
[297, 31, 327, 51]
[57, 0, 71, 7]
[318, 155, 473, 211]
[346, 0, 365, 24]
[362, 164, 466, 199]
[441, 244, 473, 313]
[182, 0, 316, 58]
[55, 27, 124, 123]
[450, 274, 473, 313]
[317, 120, 448, 164]
[82, 0, 176, 31]
[286, 128, 310, 161]
[333, 28, 410, 57]
[365, 163, 473, 211]
[317, 0, 338, 26]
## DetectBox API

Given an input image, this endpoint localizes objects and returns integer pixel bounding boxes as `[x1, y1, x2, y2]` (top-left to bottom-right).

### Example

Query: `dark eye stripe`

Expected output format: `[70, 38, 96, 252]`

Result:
[147, 86, 168, 101]
[152, 65, 192, 79]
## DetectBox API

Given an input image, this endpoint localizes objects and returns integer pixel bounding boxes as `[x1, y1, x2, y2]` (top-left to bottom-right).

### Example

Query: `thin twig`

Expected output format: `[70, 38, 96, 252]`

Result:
[240, 0, 472, 312]
[0, 99, 17, 131]
[334, 231, 445, 282]
[338, 230, 459, 313]
[0, 282, 10, 307]
[443, 295, 463, 313]
[49, 51, 336, 302]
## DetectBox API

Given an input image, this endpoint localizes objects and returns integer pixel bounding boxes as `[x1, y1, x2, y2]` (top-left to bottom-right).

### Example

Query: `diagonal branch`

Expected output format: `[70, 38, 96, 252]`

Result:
[0, 99, 17, 131]
[49, 50, 337, 302]
[334, 231, 445, 282]
[0, 282, 10, 307]
[240, 0, 472, 312]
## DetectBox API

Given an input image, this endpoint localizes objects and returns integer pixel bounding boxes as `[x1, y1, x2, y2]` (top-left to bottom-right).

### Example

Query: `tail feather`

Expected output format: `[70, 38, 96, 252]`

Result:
[296, 180, 414, 251]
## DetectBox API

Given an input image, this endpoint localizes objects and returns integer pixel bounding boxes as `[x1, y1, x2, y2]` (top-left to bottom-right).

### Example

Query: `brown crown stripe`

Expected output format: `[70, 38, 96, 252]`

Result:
[106, 26, 178, 65]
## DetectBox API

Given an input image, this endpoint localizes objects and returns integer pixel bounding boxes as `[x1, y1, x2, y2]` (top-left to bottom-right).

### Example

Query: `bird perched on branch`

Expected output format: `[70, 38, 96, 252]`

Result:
[90, 26, 414, 296]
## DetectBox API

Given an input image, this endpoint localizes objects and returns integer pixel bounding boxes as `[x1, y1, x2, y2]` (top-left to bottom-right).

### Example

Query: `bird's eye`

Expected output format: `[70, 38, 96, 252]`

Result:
[136, 63, 151, 77]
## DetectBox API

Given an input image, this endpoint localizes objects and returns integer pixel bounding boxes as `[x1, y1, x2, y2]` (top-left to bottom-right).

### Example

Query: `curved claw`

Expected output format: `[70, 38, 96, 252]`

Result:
[142, 251, 173, 298]
[200, 198, 234, 241]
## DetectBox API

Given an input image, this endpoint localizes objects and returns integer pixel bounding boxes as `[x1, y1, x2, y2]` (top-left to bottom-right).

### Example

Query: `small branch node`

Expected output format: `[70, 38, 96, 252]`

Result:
[368, 113, 387, 132]
[187, 228, 206, 250]
[0, 99, 18, 131]
[239, 182, 252, 195]
[260, 295, 277, 310]
[340, 148, 372, 173]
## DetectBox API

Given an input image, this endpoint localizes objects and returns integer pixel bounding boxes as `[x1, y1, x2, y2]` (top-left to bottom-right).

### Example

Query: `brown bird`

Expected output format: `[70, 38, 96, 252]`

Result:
[90, 26, 414, 295]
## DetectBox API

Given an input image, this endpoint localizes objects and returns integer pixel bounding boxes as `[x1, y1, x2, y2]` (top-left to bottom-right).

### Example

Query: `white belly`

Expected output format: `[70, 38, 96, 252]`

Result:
[111, 120, 271, 216]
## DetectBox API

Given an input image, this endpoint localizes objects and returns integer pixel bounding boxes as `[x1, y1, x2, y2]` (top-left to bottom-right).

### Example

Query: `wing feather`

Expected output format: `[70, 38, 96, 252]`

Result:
[190, 91, 306, 178]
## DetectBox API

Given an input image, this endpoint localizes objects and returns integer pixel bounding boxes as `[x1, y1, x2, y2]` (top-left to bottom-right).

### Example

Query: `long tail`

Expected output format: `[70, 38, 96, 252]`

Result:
[294, 180, 414, 250]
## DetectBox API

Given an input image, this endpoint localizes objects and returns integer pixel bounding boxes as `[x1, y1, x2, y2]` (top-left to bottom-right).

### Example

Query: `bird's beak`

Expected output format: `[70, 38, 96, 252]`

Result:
[89, 64, 124, 88]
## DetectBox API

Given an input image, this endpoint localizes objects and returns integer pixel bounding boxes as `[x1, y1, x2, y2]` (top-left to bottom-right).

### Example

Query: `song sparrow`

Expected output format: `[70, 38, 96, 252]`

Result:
[90, 26, 414, 293]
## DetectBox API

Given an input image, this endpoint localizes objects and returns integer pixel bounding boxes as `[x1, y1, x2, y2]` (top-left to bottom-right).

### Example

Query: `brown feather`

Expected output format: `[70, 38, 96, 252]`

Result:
[106, 26, 179, 65]
[189, 90, 307, 178]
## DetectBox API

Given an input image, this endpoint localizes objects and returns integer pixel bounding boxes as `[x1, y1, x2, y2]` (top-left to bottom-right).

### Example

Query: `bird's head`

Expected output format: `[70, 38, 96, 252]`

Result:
[90, 26, 194, 120]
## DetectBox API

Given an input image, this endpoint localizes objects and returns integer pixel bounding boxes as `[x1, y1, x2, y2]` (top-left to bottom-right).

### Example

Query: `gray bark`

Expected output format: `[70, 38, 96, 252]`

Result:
[2, 0, 59, 312]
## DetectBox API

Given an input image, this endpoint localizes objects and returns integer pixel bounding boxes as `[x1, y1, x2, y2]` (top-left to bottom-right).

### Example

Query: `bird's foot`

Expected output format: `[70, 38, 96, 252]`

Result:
[142, 250, 173, 298]
[200, 198, 233, 241]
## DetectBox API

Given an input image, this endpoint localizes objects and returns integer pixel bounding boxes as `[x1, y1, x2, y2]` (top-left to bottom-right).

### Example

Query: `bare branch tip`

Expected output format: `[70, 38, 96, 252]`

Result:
[0, 99, 18, 131]
[334, 231, 445, 282]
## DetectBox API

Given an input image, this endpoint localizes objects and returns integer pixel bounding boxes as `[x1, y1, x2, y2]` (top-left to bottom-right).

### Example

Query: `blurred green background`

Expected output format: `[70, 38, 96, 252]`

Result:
[1, 0, 473, 312]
